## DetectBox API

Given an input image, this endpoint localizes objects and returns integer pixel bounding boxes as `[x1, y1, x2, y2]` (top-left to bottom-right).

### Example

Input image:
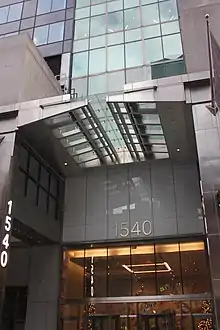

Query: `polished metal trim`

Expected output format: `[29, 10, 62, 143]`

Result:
[63, 293, 212, 305]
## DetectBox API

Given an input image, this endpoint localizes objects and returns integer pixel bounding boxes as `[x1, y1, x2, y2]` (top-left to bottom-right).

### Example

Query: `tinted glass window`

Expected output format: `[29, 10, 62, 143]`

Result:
[89, 48, 106, 74]
[37, 0, 51, 15]
[163, 34, 183, 59]
[76, 0, 90, 8]
[52, 0, 66, 11]
[124, 7, 141, 29]
[107, 11, 123, 33]
[88, 74, 107, 95]
[8, 3, 23, 22]
[72, 52, 89, 77]
[125, 41, 143, 68]
[142, 4, 159, 26]
[159, 0, 178, 22]
[48, 21, 64, 43]
[0, 6, 9, 25]
[145, 37, 163, 63]
[107, 44, 124, 71]
[107, 0, 123, 12]
[34, 25, 49, 45]
[74, 18, 89, 39]
[90, 15, 106, 36]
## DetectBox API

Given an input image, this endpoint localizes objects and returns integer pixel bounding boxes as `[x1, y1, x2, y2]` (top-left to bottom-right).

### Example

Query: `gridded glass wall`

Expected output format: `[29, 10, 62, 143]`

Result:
[62, 240, 211, 299]
[72, 0, 185, 96]
[18, 144, 61, 220]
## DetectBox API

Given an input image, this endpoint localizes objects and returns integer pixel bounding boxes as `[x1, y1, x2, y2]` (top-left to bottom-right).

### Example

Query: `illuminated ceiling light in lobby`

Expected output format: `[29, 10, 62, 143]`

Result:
[69, 242, 205, 259]
[122, 262, 172, 274]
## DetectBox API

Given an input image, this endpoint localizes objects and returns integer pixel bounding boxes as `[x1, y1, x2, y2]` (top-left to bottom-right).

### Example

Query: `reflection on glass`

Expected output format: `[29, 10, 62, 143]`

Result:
[74, 18, 89, 39]
[108, 11, 123, 33]
[75, 7, 90, 19]
[108, 70, 125, 92]
[145, 37, 163, 63]
[64, 251, 85, 298]
[64, 241, 209, 299]
[7, 3, 23, 22]
[143, 25, 160, 39]
[37, 0, 51, 15]
[0, 6, 8, 24]
[90, 35, 106, 49]
[89, 48, 106, 74]
[89, 74, 107, 95]
[76, 0, 90, 8]
[72, 52, 88, 77]
[180, 242, 211, 294]
[125, 28, 141, 42]
[155, 243, 182, 295]
[91, 3, 106, 16]
[125, 41, 143, 68]
[90, 15, 106, 36]
[131, 245, 156, 295]
[142, 0, 157, 4]
[33, 25, 49, 46]
[107, 44, 124, 71]
[107, 0, 123, 12]
[124, 0, 139, 9]
[142, 4, 159, 26]
[89, 249, 107, 297]
[73, 39, 89, 52]
[73, 77, 88, 97]
[52, 0, 66, 11]
[163, 34, 183, 59]
[161, 21, 180, 35]
[107, 32, 124, 45]
[124, 7, 141, 30]
[108, 246, 132, 296]
[48, 22, 64, 43]
[159, 0, 178, 22]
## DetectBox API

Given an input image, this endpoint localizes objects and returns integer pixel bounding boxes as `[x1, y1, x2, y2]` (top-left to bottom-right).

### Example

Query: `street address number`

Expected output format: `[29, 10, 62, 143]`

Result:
[1, 200, 12, 268]
[115, 220, 152, 238]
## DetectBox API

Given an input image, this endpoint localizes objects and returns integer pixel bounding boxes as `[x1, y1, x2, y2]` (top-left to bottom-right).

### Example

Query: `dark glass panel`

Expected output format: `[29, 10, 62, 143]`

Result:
[180, 241, 211, 294]
[8, 3, 23, 22]
[64, 250, 85, 299]
[155, 242, 182, 295]
[48, 21, 64, 43]
[108, 246, 132, 296]
[131, 244, 156, 296]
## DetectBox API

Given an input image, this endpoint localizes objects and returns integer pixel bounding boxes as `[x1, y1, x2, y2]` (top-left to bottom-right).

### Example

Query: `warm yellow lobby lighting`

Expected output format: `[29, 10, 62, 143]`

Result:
[122, 262, 172, 274]
[69, 242, 204, 259]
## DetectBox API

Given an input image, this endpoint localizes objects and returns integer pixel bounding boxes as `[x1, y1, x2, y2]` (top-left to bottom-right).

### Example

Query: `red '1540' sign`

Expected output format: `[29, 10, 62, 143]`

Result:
[1, 200, 12, 268]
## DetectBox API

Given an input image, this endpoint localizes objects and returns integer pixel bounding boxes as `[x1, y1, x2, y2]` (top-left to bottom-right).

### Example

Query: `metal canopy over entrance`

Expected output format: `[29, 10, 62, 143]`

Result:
[45, 95, 168, 168]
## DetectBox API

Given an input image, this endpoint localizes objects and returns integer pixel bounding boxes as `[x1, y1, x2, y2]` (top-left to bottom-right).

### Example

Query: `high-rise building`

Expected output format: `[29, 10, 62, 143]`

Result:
[0, 1, 220, 330]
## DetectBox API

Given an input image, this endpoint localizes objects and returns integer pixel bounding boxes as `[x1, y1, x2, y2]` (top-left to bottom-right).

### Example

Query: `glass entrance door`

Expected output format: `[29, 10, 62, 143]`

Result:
[140, 313, 176, 330]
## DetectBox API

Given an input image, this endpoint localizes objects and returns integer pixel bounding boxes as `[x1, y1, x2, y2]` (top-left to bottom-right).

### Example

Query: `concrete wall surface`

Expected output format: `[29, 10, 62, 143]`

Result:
[0, 34, 61, 107]
[25, 245, 61, 330]
[178, 0, 220, 73]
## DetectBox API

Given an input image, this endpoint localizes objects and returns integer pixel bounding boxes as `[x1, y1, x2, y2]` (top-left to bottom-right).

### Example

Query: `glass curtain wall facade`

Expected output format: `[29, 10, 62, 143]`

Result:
[61, 239, 213, 330]
[72, 0, 185, 96]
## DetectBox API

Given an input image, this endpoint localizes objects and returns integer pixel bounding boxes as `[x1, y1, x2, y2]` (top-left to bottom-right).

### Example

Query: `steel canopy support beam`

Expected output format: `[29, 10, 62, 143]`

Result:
[124, 103, 150, 160]
[86, 103, 119, 164]
[69, 111, 107, 165]
[107, 102, 139, 162]
[130, 102, 154, 157]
